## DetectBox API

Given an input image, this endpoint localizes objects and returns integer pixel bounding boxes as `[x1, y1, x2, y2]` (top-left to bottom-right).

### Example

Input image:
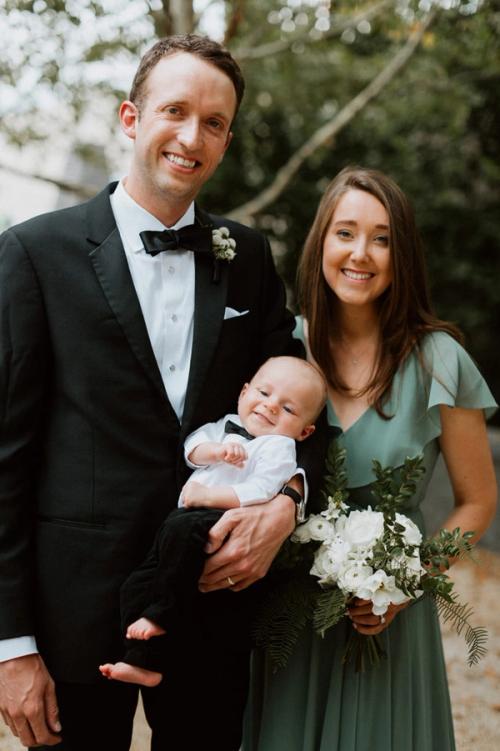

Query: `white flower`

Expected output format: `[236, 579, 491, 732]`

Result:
[342, 508, 384, 548]
[337, 563, 373, 593]
[310, 546, 337, 584]
[394, 513, 422, 545]
[212, 227, 237, 261]
[321, 494, 349, 521]
[356, 569, 409, 615]
[292, 514, 334, 544]
[404, 551, 423, 575]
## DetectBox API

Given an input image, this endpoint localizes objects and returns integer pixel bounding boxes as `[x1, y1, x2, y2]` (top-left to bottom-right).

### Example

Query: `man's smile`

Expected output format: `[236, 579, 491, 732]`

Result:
[164, 152, 199, 169]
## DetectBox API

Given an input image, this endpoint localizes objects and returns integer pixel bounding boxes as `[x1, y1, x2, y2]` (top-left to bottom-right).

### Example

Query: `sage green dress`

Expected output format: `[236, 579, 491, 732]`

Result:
[244, 322, 497, 751]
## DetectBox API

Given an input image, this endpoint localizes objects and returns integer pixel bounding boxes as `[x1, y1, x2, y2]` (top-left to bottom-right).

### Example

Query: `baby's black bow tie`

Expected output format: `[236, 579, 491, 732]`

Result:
[224, 420, 255, 441]
[140, 225, 212, 257]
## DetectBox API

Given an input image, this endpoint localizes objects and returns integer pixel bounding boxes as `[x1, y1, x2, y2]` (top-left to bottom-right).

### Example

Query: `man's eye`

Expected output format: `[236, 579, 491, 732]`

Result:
[208, 119, 222, 129]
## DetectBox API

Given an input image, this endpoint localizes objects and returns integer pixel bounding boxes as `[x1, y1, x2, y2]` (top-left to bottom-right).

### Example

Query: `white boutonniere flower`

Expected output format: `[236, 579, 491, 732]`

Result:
[212, 227, 237, 262]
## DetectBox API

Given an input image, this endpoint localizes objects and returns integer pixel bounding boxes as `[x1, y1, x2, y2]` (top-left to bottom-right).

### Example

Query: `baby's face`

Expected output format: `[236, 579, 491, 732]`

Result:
[237, 360, 317, 441]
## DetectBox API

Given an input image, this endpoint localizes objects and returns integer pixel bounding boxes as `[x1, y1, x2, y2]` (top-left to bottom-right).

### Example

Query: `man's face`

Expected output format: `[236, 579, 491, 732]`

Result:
[120, 52, 237, 217]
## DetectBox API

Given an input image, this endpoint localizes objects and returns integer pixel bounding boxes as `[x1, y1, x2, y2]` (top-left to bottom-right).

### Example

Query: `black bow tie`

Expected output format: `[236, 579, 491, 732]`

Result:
[140, 225, 213, 257]
[224, 420, 255, 441]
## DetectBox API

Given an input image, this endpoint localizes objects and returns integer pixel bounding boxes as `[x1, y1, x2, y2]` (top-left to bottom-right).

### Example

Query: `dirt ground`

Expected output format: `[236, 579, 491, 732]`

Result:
[1, 548, 498, 750]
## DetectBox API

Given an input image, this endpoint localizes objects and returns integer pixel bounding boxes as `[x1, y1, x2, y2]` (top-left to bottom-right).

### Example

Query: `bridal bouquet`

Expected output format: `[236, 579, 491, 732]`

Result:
[255, 442, 487, 671]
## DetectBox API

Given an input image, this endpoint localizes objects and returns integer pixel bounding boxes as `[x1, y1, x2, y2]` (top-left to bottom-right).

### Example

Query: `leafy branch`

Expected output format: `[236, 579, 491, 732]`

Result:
[229, 10, 437, 223]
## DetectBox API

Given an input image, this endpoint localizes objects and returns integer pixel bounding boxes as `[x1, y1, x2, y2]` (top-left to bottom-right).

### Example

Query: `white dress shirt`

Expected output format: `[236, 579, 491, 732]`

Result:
[181, 414, 298, 506]
[111, 179, 197, 421]
[0, 181, 198, 662]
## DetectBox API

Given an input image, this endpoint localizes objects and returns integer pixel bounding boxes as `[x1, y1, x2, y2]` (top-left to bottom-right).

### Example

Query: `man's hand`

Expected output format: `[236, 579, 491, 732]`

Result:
[199, 493, 296, 592]
[0, 654, 61, 747]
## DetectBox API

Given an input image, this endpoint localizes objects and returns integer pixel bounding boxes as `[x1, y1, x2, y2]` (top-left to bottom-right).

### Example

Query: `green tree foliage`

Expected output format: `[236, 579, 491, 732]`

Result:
[1, 0, 499, 407]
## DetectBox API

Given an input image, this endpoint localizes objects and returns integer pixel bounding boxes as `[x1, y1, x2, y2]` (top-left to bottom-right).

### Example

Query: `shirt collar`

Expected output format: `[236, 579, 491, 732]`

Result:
[110, 179, 196, 254]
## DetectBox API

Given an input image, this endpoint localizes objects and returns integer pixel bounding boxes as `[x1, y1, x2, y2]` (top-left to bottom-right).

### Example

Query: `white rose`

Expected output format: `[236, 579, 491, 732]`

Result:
[310, 546, 337, 584]
[308, 516, 335, 542]
[395, 513, 422, 546]
[337, 563, 374, 595]
[325, 536, 352, 577]
[292, 515, 333, 544]
[291, 522, 313, 543]
[343, 509, 384, 548]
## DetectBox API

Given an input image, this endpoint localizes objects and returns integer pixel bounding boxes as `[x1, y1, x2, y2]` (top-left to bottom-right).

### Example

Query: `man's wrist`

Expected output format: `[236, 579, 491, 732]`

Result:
[280, 484, 306, 524]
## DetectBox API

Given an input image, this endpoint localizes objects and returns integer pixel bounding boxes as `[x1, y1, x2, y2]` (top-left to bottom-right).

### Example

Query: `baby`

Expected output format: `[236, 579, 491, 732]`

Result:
[99, 356, 326, 686]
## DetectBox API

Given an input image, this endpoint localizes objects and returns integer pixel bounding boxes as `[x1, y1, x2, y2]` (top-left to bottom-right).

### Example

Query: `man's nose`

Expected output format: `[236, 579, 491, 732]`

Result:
[177, 118, 202, 150]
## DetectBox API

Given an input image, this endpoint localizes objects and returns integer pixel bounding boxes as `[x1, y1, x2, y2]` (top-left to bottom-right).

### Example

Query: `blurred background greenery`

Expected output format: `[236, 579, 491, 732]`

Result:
[1, 0, 499, 412]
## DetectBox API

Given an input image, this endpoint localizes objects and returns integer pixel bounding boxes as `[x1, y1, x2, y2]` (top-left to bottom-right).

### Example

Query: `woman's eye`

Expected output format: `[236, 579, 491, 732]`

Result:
[337, 230, 352, 239]
[374, 235, 389, 246]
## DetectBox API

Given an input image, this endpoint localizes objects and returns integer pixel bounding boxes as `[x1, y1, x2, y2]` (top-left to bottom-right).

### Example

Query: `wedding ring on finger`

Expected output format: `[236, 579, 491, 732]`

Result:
[227, 576, 236, 586]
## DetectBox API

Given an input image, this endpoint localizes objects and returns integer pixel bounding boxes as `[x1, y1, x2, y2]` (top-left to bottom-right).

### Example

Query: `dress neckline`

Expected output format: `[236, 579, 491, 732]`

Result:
[327, 398, 373, 435]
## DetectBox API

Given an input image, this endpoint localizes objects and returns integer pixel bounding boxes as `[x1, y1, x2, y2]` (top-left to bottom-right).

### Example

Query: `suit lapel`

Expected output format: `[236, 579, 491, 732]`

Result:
[181, 208, 228, 434]
[86, 185, 179, 424]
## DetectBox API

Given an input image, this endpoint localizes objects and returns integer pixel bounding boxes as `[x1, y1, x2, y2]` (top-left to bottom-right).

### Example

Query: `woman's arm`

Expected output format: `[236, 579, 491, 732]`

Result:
[438, 405, 497, 542]
[351, 405, 497, 635]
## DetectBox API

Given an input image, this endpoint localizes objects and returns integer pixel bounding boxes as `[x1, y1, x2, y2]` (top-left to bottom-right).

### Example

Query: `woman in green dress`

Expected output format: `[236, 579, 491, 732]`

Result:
[244, 167, 497, 750]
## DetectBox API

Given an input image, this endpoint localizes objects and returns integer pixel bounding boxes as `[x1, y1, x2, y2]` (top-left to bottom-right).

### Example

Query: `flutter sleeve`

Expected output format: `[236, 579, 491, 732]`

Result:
[416, 331, 497, 446]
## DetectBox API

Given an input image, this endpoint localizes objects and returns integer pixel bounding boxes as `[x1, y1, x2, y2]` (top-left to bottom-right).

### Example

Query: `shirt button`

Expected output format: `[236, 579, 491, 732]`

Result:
[169, 364, 176, 372]
[171, 314, 178, 322]
[168, 266, 175, 274]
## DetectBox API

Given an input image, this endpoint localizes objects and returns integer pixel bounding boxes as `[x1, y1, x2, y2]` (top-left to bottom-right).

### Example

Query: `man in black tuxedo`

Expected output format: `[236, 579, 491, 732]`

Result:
[0, 35, 321, 751]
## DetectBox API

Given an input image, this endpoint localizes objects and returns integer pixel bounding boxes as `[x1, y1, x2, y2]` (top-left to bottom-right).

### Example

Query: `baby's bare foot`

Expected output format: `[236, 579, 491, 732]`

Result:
[99, 662, 162, 687]
[126, 617, 166, 641]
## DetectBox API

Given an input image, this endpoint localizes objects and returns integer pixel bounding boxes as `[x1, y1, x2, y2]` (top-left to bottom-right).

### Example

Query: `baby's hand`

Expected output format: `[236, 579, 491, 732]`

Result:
[220, 442, 247, 467]
[181, 480, 208, 508]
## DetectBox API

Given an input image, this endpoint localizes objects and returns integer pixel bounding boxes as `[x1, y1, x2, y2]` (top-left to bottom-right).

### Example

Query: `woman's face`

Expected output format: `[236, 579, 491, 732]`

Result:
[322, 188, 392, 310]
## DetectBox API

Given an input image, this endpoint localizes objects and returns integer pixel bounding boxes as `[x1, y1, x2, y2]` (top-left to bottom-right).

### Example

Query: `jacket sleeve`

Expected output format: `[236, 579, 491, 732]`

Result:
[0, 228, 50, 638]
[256, 237, 328, 506]
[255, 236, 301, 363]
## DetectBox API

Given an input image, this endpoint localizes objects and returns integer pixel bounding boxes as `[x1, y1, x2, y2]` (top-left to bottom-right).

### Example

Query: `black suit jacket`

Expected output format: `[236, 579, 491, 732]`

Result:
[0, 182, 325, 682]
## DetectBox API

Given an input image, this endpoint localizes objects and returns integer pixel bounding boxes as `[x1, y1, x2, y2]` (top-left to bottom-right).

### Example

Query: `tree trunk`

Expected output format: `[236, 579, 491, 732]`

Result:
[229, 10, 437, 223]
[170, 0, 195, 35]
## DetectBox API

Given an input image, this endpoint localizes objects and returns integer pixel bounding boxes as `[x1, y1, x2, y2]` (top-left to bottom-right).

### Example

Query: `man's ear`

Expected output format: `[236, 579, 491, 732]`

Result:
[119, 100, 139, 140]
[296, 424, 315, 442]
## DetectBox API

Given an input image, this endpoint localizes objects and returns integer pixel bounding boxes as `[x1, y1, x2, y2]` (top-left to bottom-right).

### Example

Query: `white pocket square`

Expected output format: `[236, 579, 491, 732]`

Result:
[224, 307, 249, 320]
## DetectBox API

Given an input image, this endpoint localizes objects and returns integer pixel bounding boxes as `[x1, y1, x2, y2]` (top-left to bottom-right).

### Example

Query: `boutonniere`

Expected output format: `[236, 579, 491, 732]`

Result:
[211, 227, 236, 284]
[212, 227, 237, 262]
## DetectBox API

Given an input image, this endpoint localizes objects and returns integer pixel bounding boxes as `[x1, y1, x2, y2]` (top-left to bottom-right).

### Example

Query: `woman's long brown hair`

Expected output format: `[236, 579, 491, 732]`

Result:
[297, 166, 462, 417]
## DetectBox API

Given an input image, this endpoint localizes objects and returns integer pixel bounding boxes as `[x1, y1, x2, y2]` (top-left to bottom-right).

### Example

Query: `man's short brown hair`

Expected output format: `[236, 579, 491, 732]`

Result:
[129, 34, 245, 119]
